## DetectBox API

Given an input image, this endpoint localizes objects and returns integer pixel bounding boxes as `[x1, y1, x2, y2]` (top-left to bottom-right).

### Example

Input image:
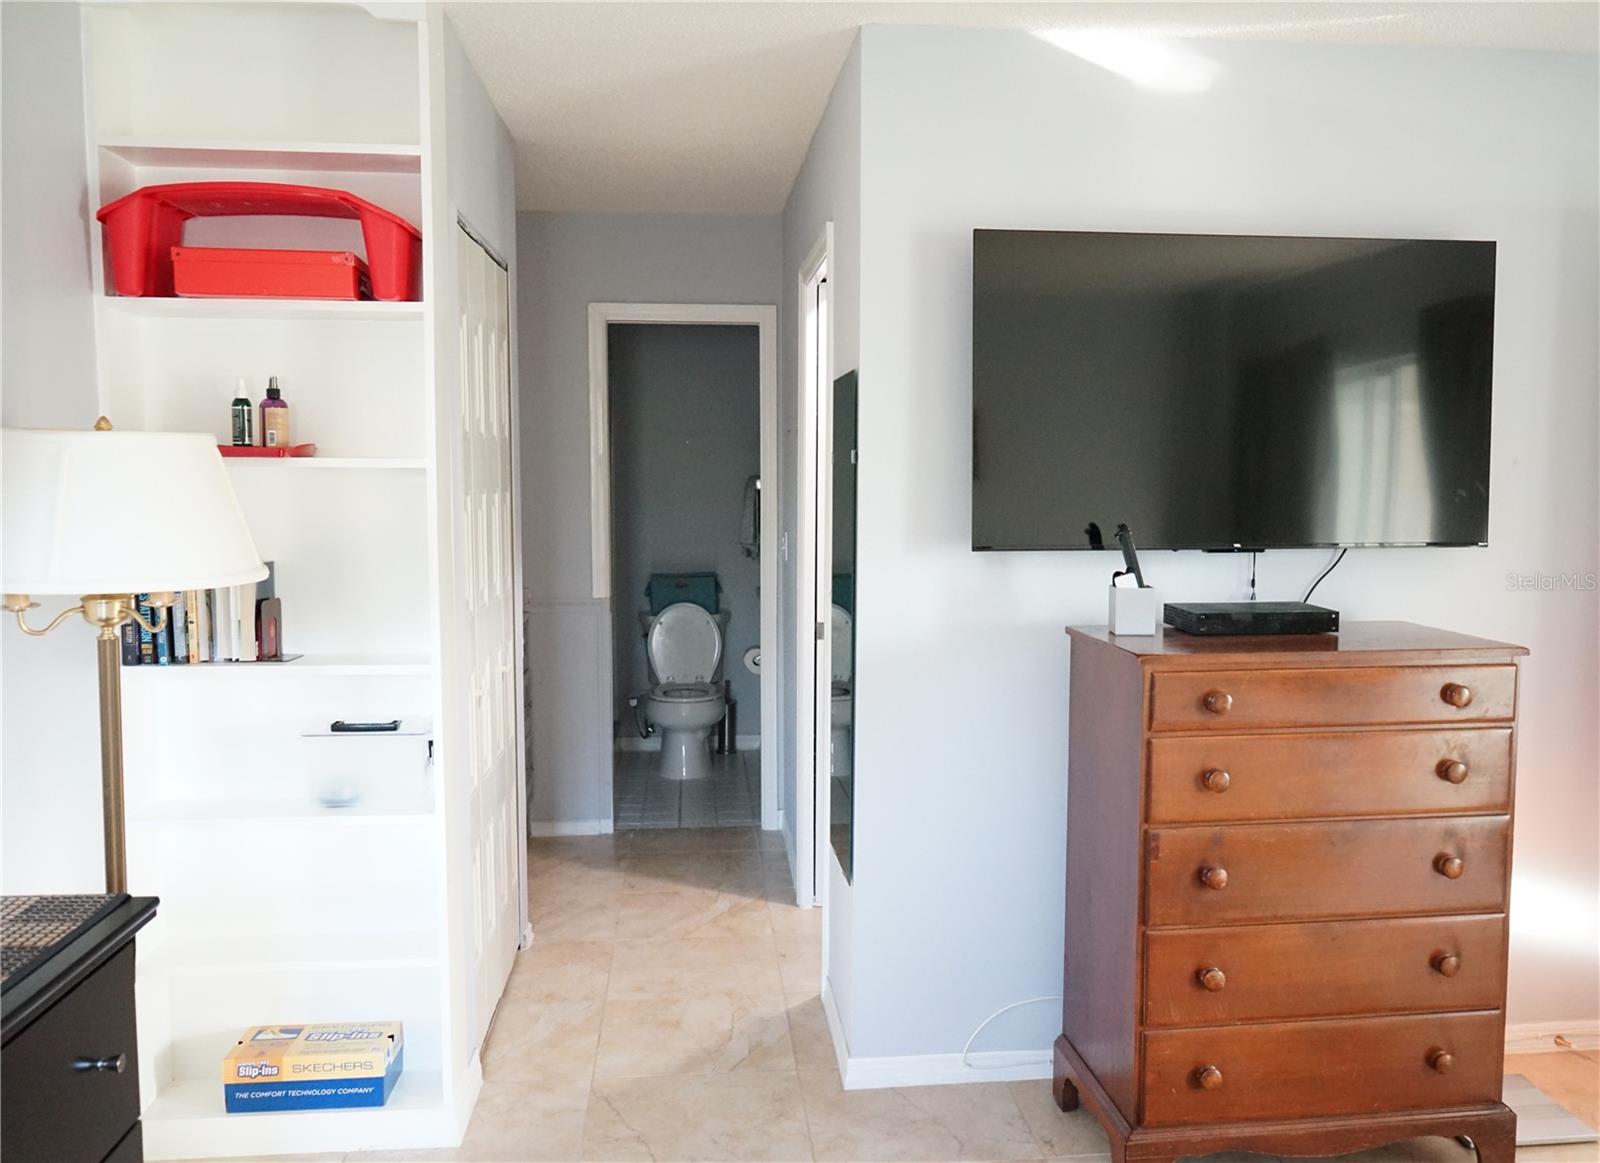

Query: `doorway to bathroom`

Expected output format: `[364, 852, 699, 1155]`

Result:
[587, 304, 779, 834]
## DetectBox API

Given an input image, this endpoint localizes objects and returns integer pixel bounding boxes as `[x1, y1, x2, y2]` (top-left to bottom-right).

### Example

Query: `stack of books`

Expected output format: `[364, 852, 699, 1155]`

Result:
[122, 562, 289, 665]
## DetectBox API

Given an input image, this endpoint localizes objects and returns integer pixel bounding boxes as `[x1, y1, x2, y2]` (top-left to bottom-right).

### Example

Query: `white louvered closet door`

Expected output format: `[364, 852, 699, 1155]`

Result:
[458, 226, 520, 1039]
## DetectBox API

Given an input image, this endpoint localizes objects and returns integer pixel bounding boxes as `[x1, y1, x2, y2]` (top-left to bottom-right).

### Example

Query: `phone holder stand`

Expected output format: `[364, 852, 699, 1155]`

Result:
[1109, 584, 1160, 636]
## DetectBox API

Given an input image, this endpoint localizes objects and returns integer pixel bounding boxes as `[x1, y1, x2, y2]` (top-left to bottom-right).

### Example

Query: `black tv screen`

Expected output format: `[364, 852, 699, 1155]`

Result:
[971, 230, 1496, 551]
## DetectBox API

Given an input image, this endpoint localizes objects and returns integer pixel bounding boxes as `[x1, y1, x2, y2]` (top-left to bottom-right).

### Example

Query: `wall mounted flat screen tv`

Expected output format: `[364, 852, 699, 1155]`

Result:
[971, 230, 1496, 551]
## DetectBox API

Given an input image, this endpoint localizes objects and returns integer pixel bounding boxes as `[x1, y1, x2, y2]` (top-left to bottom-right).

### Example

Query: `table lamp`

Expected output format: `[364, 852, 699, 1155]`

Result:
[2, 421, 265, 893]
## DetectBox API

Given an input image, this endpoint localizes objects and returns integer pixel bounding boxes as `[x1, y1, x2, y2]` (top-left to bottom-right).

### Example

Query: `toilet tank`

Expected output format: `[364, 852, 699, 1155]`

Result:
[645, 572, 721, 615]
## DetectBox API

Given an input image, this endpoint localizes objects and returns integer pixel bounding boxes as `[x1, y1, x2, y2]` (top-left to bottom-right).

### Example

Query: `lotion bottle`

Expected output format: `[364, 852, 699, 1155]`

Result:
[230, 378, 255, 446]
[260, 376, 290, 449]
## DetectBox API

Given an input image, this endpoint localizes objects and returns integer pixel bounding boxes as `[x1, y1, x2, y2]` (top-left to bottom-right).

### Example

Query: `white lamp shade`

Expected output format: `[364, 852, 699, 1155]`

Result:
[3, 428, 267, 596]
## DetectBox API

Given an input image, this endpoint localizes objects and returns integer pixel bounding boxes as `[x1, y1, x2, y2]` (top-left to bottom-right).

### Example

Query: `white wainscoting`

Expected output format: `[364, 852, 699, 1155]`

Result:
[525, 597, 612, 833]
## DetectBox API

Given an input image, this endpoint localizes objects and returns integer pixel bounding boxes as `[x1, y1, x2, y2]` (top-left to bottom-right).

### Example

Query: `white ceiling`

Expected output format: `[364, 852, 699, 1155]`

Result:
[444, 1, 1599, 215]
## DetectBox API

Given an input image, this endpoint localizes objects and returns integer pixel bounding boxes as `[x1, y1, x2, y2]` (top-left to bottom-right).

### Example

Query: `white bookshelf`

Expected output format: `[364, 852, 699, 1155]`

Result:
[83, 4, 520, 1158]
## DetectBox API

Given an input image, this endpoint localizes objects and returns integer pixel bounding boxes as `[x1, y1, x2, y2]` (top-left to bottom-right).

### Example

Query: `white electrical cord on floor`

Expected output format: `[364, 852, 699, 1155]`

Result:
[960, 995, 1063, 1069]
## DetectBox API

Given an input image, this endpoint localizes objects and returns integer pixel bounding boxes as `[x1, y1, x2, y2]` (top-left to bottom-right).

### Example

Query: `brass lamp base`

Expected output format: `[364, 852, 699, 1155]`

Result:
[5, 591, 172, 893]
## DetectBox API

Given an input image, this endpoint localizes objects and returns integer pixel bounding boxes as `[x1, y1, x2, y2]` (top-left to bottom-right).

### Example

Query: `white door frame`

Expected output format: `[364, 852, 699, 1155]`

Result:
[587, 303, 780, 832]
[794, 225, 833, 907]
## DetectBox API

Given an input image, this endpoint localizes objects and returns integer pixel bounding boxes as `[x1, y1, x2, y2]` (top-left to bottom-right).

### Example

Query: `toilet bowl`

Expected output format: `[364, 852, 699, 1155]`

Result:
[640, 602, 727, 781]
[829, 604, 853, 780]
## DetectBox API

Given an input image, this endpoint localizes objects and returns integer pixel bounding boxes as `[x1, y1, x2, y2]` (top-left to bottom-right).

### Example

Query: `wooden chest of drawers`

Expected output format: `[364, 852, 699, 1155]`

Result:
[1055, 622, 1525, 1163]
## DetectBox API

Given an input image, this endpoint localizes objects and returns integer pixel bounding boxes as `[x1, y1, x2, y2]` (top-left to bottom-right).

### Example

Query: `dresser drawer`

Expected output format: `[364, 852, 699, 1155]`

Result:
[1142, 1010, 1503, 1126]
[1148, 729, 1513, 823]
[1145, 914, 1508, 1027]
[1, 943, 140, 1162]
[1149, 666, 1517, 731]
[1146, 816, 1510, 927]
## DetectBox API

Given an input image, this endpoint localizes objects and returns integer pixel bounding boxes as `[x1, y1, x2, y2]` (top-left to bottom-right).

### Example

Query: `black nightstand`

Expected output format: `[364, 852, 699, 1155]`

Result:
[3, 895, 159, 1162]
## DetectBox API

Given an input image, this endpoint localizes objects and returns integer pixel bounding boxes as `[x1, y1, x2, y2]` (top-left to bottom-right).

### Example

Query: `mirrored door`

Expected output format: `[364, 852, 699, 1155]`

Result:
[828, 370, 857, 881]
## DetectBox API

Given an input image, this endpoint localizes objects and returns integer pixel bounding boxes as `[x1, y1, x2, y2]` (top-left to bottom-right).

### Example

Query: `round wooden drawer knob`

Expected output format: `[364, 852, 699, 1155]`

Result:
[1437, 759, 1470, 784]
[1197, 966, 1227, 992]
[1432, 952, 1462, 978]
[1195, 1065, 1224, 1090]
[1440, 682, 1473, 708]
[1201, 769, 1231, 793]
[1198, 866, 1229, 890]
[1428, 1048, 1455, 1074]
[1203, 690, 1233, 715]
[1434, 854, 1465, 880]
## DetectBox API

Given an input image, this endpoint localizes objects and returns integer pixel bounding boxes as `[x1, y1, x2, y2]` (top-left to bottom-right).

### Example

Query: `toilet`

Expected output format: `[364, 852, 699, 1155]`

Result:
[829, 603, 853, 779]
[640, 601, 728, 781]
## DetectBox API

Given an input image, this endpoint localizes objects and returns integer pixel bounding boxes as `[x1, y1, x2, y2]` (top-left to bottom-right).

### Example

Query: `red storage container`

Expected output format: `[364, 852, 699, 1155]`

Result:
[172, 246, 371, 300]
[96, 182, 421, 301]
[173, 247, 371, 300]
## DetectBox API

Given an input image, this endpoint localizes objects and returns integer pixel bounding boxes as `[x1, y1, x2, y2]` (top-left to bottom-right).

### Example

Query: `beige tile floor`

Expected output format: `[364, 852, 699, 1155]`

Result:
[302, 829, 1596, 1161]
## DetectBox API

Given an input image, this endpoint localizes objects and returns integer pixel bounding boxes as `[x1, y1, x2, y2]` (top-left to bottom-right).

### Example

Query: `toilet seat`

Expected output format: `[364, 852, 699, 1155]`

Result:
[651, 682, 719, 703]
[647, 602, 722, 682]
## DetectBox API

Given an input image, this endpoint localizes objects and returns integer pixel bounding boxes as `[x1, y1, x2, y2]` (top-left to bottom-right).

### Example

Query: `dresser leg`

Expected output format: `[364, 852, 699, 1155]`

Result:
[1465, 1111, 1517, 1163]
[1051, 1040, 1080, 1111]
[1052, 1071, 1080, 1112]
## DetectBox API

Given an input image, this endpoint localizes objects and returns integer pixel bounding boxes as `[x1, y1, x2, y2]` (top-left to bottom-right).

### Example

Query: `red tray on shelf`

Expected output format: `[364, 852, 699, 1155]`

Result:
[219, 443, 318, 459]
[173, 247, 371, 301]
[97, 182, 421, 301]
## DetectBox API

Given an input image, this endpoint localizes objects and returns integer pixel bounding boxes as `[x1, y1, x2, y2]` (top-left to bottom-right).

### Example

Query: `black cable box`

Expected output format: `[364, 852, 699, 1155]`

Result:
[1164, 601, 1339, 636]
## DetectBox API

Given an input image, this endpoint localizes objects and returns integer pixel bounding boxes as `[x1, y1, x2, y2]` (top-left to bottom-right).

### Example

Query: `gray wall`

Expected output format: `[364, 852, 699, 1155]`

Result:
[519, 212, 782, 827]
[780, 35, 861, 1022]
[1, 2, 107, 893]
[609, 323, 762, 729]
[834, 26, 1599, 1065]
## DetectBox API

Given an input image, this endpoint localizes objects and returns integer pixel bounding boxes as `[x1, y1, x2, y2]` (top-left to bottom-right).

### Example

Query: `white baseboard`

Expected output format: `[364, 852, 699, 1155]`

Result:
[1505, 1020, 1600, 1054]
[528, 818, 614, 837]
[820, 982, 1053, 1090]
[845, 1048, 1051, 1089]
[615, 735, 762, 753]
[815, 1020, 1600, 1090]
[820, 980, 852, 1083]
[811, 1001, 1600, 1091]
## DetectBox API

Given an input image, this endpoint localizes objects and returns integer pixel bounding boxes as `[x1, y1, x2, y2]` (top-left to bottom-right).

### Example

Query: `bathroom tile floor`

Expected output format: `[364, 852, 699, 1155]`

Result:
[330, 831, 1600, 1163]
[612, 745, 760, 829]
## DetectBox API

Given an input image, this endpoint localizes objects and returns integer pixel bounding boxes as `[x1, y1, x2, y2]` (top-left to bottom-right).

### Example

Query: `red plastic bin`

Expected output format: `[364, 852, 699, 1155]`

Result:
[96, 182, 421, 301]
[173, 247, 371, 300]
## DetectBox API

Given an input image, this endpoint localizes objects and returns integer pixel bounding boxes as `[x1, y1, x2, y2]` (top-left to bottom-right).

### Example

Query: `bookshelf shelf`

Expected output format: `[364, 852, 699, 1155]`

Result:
[142, 1071, 459, 1160]
[99, 296, 423, 321]
[130, 799, 436, 825]
[122, 654, 431, 676]
[98, 137, 423, 174]
[223, 456, 427, 471]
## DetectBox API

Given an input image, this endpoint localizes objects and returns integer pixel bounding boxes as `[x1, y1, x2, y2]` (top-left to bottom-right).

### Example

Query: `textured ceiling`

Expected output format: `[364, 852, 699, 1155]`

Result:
[444, 2, 1599, 214]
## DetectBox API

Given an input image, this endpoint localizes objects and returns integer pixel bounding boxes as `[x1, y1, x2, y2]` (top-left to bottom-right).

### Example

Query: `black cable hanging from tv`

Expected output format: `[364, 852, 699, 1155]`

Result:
[1303, 548, 1349, 603]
